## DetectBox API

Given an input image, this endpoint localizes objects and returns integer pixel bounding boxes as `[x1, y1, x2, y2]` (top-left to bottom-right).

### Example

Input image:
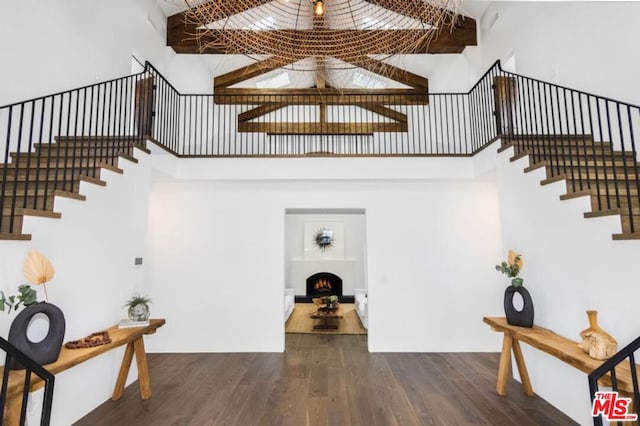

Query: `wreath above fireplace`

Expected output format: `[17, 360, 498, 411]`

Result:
[313, 228, 334, 251]
[303, 221, 344, 259]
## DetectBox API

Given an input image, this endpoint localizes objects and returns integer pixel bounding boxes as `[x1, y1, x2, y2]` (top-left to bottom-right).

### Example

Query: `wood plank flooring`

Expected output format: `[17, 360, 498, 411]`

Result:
[75, 335, 577, 425]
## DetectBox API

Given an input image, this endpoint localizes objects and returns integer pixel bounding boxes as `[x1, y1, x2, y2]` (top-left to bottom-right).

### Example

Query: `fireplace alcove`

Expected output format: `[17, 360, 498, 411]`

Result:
[306, 272, 343, 298]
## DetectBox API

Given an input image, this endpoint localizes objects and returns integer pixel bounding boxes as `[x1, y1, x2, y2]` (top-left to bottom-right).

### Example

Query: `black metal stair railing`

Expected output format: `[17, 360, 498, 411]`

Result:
[2, 59, 639, 233]
[0, 336, 55, 425]
[0, 70, 154, 234]
[493, 63, 640, 234]
[588, 336, 640, 425]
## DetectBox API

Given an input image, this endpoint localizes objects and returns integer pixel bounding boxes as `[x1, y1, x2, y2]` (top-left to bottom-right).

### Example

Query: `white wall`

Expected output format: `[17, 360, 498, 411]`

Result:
[0, 0, 214, 105]
[479, 2, 640, 106]
[0, 148, 155, 425]
[144, 156, 504, 354]
[493, 141, 640, 425]
[285, 211, 367, 296]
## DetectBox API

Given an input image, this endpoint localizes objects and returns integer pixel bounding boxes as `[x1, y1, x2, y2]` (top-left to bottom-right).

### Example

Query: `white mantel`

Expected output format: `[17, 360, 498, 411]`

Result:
[289, 259, 359, 296]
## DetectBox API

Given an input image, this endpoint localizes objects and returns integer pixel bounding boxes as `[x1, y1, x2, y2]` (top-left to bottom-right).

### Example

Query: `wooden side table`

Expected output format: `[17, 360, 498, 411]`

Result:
[2, 318, 165, 426]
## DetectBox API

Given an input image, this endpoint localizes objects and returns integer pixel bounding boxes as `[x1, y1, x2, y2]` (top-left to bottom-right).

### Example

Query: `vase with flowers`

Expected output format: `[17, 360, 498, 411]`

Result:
[3, 250, 65, 369]
[495, 249, 534, 327]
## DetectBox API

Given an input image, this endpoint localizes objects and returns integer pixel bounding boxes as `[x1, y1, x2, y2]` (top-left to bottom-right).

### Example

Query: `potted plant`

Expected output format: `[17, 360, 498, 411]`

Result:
[124, 294, 151, 322]
[495, 250, 534, 327]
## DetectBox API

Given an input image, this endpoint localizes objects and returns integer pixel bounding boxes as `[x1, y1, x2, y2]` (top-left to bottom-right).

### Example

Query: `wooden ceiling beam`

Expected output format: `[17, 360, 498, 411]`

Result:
[168, 29, 475, 55]
[355, 104, 407, 123]
[213, 56, 300, 89]
[239, 122, 408, 135]
[214, 88, 429, 105]
[237, 103, 287, 122]
[237, 101, 407, 124]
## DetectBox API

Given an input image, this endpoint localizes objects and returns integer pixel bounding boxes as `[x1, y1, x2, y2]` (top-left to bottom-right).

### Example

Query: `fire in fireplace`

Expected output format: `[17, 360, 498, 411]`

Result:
[306, 272, 343, 298]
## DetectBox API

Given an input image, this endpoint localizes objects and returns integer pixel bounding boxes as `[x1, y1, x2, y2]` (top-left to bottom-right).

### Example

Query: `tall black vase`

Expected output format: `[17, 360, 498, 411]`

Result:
[8, 302, 66, 370]
[504, 285, 534, 327]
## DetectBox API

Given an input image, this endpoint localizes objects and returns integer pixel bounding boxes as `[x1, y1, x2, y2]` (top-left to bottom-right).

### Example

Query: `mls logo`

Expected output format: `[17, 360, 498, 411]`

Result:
[591, 391, 638, 422]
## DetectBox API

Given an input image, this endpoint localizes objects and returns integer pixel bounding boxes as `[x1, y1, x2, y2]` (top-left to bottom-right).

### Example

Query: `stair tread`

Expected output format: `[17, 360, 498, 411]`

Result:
[613, 232, 640, 240]
[2, 208, 61, 219]
[0, 232, 31, 241]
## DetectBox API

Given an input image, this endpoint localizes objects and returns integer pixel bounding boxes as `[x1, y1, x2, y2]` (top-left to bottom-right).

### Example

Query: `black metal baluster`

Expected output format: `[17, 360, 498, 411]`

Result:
[24, 101, 36, 210]
[562, 88, 576, 191]
[618, 104, 634, 232]
[34, 98, 47, 211]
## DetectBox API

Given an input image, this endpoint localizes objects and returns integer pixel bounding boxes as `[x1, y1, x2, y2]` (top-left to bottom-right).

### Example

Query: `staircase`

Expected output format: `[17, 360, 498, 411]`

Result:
[498, 135, 640, 240]
[0, 137, 149, 239]
[1, 61, 639, 242]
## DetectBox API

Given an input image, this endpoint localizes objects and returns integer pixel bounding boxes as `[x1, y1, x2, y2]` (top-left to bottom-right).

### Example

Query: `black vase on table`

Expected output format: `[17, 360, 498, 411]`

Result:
[8, 302, 66, 369]
[503, 285, 534, 328]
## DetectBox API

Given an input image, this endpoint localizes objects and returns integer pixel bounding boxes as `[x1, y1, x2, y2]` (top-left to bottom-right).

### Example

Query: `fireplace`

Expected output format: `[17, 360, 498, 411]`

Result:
[306, 272, 343, 298]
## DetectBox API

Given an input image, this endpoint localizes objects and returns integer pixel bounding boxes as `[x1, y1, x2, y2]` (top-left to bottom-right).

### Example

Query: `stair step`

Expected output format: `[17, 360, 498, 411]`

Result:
[559, 188, 640, 210]
[36, 139, 150, 153]
[540, 170, 640, 184]
[1, 177, 94, 192]
[10, 152, 126, 162]
[0, 168, 101, 180]
[54, 135, 147, 144]
[545, 166, 640, 181]
[0, 232, 31, 241]
[1, 158, 119, 169]
[532, 157, 638, 168]
[1, 208, 61, 219]
[613, 232, 640, 240]
[34, 144, 141, 156]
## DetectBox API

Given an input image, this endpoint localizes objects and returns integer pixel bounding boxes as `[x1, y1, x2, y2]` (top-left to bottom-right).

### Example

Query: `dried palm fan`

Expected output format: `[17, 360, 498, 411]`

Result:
[23, 250, 55, 301]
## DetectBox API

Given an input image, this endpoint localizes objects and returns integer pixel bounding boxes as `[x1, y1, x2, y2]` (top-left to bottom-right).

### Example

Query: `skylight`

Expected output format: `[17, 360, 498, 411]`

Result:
[256, 72, 291, 89]
[245, 16, 276, 30]
[361, 16, 397, 30]
[352, 72, 385, 89]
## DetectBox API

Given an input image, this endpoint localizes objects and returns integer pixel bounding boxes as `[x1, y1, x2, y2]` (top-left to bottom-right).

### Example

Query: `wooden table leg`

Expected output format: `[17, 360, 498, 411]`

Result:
[512, 339, 534, 396]
[133, 337, 151, 400]
[3, 395, 22, 426]
[496, 333, 513, 396]
[112, 342, 135, 400]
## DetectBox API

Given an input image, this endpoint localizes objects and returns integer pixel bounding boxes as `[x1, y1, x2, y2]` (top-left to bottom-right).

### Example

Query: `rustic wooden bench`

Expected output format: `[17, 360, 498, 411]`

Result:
[2, 318, 165, 425]
[483, 316, 636, 397]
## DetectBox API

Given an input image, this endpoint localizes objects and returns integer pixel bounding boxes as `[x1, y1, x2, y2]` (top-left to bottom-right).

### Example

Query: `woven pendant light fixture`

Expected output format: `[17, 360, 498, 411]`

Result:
[181, 0, 461, 75]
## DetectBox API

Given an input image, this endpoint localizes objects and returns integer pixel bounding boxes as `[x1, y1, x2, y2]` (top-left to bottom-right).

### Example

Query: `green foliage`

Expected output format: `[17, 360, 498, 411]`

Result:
[124, 294, 152, 308]
[495, 256, 525, 287]
[0, 285, 38, 314]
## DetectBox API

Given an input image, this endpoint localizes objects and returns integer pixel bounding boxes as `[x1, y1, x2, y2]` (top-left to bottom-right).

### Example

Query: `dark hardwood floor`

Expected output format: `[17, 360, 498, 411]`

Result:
[75, 335, 577, 425]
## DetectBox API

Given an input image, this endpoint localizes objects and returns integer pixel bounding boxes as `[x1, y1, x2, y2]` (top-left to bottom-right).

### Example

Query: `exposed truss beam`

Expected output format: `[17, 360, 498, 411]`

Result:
[238, 122, 408, 135]
[237, 102, 407, 125]
[214, 88, 428, 105]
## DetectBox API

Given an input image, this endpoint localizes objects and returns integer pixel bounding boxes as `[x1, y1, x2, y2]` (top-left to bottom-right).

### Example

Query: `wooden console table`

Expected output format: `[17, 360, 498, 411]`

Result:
[2, 318, 165, 426]
[483, 316, 637, 397]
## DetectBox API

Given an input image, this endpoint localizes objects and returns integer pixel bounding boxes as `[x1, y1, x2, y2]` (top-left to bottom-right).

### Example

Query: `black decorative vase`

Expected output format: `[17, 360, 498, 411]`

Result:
[8, 302, 66, 370]
[504, 285, 534, 327]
